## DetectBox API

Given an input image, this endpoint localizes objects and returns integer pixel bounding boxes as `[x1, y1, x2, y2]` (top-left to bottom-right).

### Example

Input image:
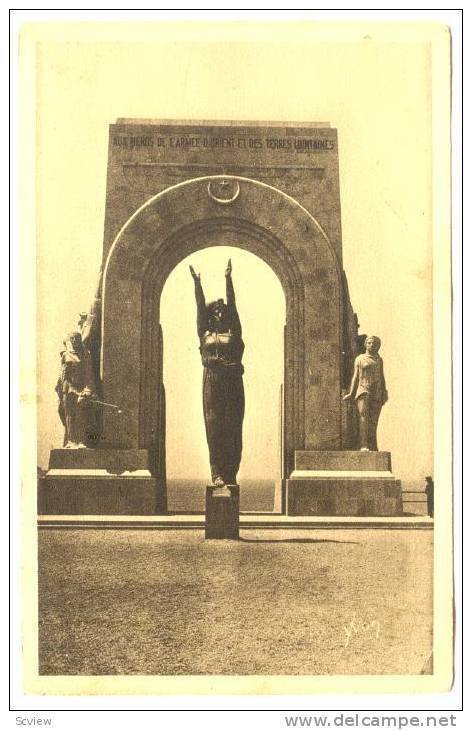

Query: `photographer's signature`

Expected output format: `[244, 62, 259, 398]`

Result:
[343, 615, 380, 647]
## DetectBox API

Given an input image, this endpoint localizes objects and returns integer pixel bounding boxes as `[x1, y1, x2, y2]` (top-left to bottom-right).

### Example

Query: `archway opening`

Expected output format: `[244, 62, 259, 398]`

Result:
[160, 245, 286, 513]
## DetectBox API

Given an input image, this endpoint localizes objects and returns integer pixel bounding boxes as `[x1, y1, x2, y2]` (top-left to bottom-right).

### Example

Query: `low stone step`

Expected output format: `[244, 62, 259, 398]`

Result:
[37, 514, 433, 530]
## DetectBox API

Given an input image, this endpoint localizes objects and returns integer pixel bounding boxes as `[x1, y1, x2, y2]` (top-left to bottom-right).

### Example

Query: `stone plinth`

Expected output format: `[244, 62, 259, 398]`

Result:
[294, 450, 392, 472]
[39, 448, 162, 515]
[205, 485, 240, 539]
[48, 448, 150, 472]
[286, 451, 402, 516]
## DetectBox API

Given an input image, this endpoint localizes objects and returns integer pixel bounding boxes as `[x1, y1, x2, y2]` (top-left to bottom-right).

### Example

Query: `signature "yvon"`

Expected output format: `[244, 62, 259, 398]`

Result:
[343, 615, 381, 647]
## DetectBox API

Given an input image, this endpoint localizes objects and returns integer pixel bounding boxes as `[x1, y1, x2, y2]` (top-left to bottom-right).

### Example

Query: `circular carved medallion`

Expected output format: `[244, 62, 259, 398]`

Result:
[207, 179, 240, 205]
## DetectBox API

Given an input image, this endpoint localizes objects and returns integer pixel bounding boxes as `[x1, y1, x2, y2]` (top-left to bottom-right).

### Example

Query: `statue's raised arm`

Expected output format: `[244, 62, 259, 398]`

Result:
[190, 265, 207, 338]
[225, 259, 241, 337]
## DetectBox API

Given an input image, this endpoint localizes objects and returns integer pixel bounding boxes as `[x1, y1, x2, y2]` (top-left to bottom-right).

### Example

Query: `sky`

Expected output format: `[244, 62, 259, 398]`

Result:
[29, 22, 448, 483]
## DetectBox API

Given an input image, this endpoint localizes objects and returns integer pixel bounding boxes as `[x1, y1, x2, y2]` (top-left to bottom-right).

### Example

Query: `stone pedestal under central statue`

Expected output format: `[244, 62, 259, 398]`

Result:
[285, 451, 402, 516]
[205, 485, 240, 539]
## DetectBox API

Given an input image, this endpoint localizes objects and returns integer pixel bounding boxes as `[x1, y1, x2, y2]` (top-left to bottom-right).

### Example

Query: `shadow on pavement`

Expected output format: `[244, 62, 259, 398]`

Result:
[239, 537, 358, 544]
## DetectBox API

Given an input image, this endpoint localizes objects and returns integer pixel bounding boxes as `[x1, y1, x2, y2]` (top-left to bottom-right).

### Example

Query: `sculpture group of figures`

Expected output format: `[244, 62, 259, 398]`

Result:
[55, 259, 388, 484]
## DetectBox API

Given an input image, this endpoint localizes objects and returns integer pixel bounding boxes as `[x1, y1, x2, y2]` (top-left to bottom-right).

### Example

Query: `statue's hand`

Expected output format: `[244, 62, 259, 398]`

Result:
[225, 258, 232, 277]
[189, 265, 200, 281]
[342, 393, 352, 401]
[78, 388, 92, 403]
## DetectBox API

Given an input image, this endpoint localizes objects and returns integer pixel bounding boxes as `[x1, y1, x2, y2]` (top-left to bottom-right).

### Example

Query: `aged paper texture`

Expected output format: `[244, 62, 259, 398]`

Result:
[19, 20, 453, 696]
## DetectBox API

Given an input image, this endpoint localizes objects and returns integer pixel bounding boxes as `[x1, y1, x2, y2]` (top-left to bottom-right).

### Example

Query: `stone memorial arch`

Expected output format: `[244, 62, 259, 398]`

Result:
[40, 120, 402, 516]
[101, 176, 345, 507]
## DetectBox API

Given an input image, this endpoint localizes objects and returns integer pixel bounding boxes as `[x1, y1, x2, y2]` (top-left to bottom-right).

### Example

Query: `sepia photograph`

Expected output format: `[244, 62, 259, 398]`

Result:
[17, 17, 455, 697]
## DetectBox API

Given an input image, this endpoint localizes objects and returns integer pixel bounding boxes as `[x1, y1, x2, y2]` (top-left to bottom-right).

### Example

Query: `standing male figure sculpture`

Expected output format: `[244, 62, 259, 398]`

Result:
[55, 331, 96, 448]
[190, 259, 245, 487]
[343, 335, 388, 451]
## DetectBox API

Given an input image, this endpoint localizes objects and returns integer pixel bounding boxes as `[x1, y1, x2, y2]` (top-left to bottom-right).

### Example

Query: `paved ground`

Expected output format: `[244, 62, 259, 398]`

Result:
[38, 528, 433, 676]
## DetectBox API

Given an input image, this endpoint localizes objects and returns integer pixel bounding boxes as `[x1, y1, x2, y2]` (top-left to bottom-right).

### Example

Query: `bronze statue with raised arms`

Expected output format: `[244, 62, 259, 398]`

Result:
[190, 259, 245, 487]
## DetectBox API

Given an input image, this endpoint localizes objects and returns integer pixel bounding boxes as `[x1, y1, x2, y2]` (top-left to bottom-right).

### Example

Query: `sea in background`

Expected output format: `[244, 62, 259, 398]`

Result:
[167, 479, 277, 513]
[166, 478, 429, 514]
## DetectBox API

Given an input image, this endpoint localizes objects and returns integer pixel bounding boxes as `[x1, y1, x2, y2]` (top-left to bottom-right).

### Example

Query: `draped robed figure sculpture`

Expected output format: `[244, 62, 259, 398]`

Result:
[190, 259, 245, 487]
[343, 335, 388, 451]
